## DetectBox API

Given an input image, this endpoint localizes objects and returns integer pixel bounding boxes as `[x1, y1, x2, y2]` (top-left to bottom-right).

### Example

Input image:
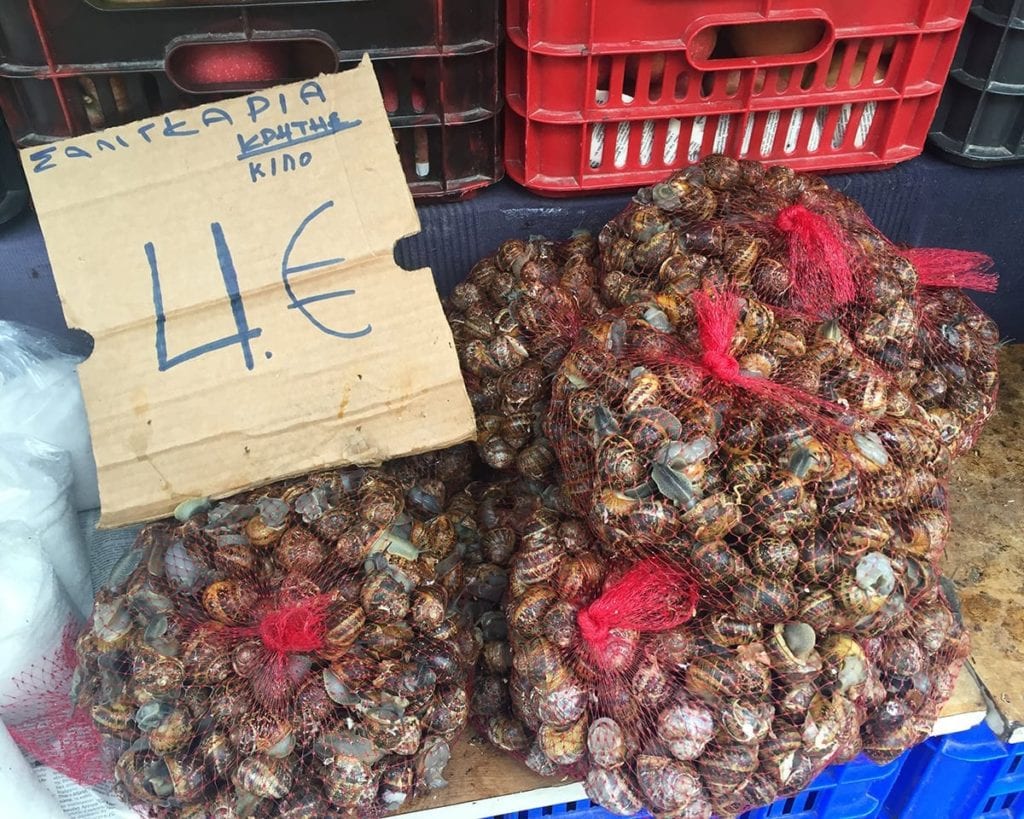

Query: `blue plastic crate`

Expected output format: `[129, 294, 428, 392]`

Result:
[884, 722, 1024, 819]
[491, 753, 906, 819]
[745, 754, 907, 819]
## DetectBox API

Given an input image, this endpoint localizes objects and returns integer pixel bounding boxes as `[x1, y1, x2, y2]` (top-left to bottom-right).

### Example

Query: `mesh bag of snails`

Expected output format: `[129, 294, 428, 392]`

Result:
[595, 154, 1001, 461]
[504, 290, 970, 817]
[446, 233, 604, 479]
[907, 269, 1000, 459]
[70, 455, 481, 818]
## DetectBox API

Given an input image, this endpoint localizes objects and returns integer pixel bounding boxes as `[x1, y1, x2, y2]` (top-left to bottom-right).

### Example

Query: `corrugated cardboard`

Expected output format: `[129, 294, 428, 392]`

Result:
[23, 57, 475, 527]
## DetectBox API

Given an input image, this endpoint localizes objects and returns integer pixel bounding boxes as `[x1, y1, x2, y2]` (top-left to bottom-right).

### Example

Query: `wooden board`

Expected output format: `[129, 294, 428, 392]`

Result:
[944, 343, 1024, 741]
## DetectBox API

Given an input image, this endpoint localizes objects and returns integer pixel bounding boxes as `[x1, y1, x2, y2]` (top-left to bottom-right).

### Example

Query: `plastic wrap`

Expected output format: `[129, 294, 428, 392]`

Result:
[0, 437, 92, 617]
[0, 321, 98, 512]
[0, 524, 81, 726]
[0, 720, 68, 818]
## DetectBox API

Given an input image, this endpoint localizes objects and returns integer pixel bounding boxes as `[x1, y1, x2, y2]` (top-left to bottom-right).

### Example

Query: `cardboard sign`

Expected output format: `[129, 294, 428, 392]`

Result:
[24, 58, 475, 528]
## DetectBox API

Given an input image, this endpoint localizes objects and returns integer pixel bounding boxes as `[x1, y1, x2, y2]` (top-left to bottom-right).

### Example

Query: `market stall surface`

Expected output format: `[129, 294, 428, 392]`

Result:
[945, 344, 1024, 741]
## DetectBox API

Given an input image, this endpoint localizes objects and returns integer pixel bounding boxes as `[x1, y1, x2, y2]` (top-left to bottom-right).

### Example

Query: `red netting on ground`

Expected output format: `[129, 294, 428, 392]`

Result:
[70, 454, 479, 816]
[5, 620, 112, 786]
[494, 289, 970, 816]
[595, 155, 1001, 462]
[446, 234, 604, 477]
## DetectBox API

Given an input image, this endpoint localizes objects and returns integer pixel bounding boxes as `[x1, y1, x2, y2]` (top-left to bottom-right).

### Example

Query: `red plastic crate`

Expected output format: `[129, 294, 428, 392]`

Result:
[504, 0, 972, 193]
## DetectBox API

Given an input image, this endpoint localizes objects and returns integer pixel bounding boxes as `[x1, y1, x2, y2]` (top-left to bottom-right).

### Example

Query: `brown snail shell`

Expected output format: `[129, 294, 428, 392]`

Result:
[557, 554, 605, 605]
[878, 636, 926, 678]
[201, 580, 258, 625]
[512, 540, 564, 585]
[245, 514, 287, 548]
[720, 697, 774, 744]
[819, 633, 870, 696]
[748, 537, 800, 579]
[537, 674, 588, 728]
[486, 714, 531, 752]
[802, 692, 857, 757]
[233, 755, 293, 800]
[147, 706, 194, 755]
[704, 614, 763, 648]
[777, 679, 819, 724]
[657, 699, 715, 761]
[681, 493, 742, 542]
[767, 622, 822, 682]
[542, 600, 580, 649]
[798, 587, 837, 633]
[697, 741, 759, 788]
[732, 577, 798, 624]
[636, 754, 704, 813]
[585, 766, 644, 816]
[631, 651, 673, 706]
[274, 526, 326, 575]
[321, 753, 376, 807]
[538, 714, 588, 766]
[360, 571, 411, 624]
[588, 717, 627, 769]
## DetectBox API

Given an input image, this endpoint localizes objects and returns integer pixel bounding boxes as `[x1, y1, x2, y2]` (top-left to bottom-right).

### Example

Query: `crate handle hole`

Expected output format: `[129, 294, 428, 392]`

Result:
[688, 18, 832, 69]
[166, 38, 338, 93]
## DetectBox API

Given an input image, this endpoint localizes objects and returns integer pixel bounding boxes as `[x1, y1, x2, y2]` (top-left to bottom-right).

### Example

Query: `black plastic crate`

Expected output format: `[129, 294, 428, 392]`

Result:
[0, 0, 499, 71]
[0, 112, 27, 225]
[0, 60, 502, 199]
[0, 0, 502, 198]
[930, 0, 1024, 166]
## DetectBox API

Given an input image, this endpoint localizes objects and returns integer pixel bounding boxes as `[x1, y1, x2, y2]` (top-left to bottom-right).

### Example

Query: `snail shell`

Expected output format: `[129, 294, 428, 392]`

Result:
[704, 614, 763, 648]
[585, 766, 644, 816]
[636, 754, 703, 814]
[720, 697, 774, 744]
[201, 580, 258, 625]
[537, 674, 588, 728]
[321, 753, 376, 807]
[538, 714, 588, 766]
[588, 717, 627, 769]
[732, 577, 798, 624]
[360, 571, 411, 624]
[697, 741, 759, 788]
[233, 755, 293, 800]
[657, 699, 715, 761]
[802, 692, 857, 757]
[508, 584, 557, 637]
[486, 714, 530, 752]
[542, 600, 580, 649]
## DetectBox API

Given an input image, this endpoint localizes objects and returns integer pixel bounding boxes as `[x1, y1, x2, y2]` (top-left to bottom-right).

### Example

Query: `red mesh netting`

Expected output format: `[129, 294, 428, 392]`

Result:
[479, 287, 970, 816]
[69, 451, 480, 816]
[476, 485, 968, 817]
[5, 620, 111, 786]
[595, 155, 1001, 462]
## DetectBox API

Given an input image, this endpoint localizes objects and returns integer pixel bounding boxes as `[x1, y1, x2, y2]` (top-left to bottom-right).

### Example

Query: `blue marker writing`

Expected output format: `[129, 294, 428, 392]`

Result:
[281, 200, 371, 340]
[147, 223, 262, 372]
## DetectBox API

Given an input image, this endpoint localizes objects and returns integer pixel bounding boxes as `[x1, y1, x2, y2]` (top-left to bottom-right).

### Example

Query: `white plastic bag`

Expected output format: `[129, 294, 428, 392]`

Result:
[0, 321, 98, 512]
[0, 523, 81, 725]
[0, 720, 67, 818]
[0, 440, 92, 617]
